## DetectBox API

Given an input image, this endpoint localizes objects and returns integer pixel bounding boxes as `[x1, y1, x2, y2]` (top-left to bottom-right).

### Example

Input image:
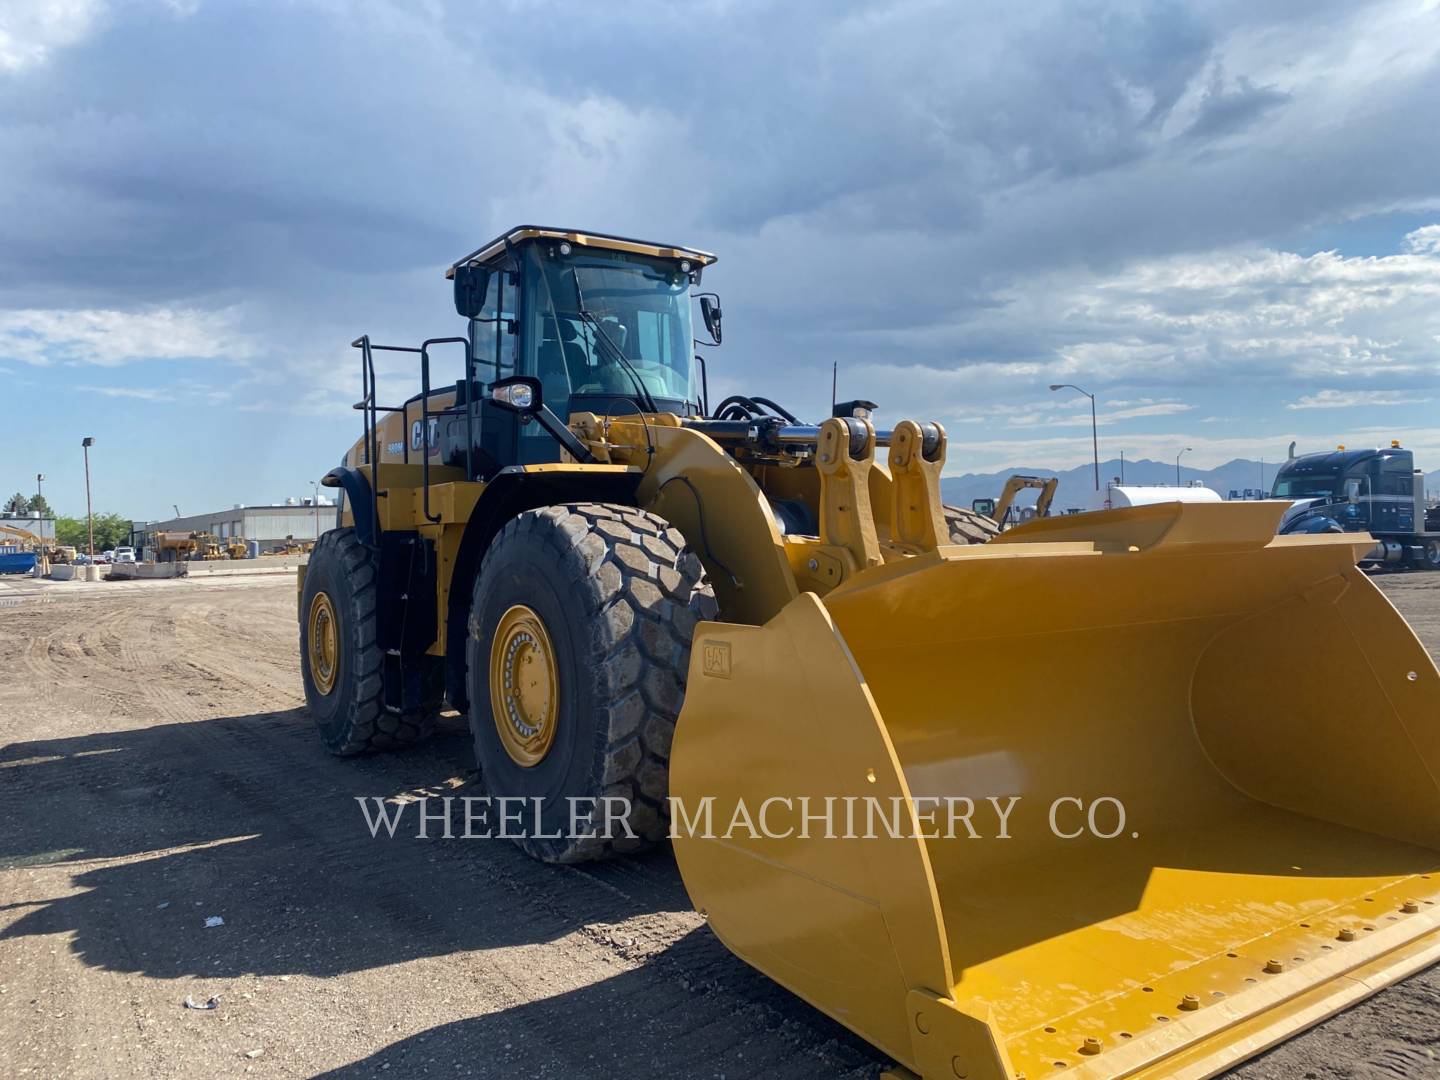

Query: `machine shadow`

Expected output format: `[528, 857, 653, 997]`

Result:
[311, 926, 882, 1080]
[6, 704, 1437, 988]
[0, 706, 693, 980]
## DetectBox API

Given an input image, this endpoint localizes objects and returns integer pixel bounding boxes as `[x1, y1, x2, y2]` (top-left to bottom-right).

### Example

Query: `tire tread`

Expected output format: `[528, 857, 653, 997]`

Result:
[468, 503, 715, 863]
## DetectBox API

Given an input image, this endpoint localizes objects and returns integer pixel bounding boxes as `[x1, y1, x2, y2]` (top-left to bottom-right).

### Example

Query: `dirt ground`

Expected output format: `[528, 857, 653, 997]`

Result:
[1, 570, 1438, 1079]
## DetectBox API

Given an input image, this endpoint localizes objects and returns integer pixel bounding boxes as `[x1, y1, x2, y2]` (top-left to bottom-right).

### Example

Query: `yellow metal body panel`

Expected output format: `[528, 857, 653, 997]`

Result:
[672, 500, 1440, 1080]
[631, 422, 799, 626]
[343, 462, 639, 656]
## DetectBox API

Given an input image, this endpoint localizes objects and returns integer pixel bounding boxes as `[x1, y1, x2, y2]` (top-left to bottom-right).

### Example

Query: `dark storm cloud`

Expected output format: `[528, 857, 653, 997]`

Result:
[1, 0, 1438, 430]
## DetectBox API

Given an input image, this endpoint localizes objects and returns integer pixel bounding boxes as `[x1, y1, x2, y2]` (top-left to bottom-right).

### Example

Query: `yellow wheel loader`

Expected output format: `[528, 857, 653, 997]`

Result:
[299, 226, 1440, 1080]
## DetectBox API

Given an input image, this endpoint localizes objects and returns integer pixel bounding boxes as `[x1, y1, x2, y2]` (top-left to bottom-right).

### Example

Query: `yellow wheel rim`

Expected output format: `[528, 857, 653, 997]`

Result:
[489, 604, 559, 768]
[307, 591, 339, 695]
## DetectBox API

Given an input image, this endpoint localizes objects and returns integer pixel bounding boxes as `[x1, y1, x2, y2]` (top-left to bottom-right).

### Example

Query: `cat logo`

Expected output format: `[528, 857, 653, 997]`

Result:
[411, 418, 440, 455]
[701, 639, 731, 678]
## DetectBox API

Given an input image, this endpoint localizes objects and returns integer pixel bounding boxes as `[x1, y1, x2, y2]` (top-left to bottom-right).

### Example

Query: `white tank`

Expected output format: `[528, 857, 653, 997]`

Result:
[1088, 485, 1223, 511]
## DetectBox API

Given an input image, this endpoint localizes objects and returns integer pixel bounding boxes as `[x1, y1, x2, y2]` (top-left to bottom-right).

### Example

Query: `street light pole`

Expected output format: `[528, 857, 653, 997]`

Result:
[35, 473, 44, 507]
[1049, 383, 1100, 490]
[1176, 446, 1192, 487]
[81, 437, 95, 560]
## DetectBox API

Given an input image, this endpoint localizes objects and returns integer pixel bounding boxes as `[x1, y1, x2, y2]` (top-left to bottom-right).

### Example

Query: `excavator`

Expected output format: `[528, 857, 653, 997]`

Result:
[973, 473, 1059, 529]
[298, 226, 1440, 1080]
[0, 523, 71, 565]
[0, 523, 46, 549]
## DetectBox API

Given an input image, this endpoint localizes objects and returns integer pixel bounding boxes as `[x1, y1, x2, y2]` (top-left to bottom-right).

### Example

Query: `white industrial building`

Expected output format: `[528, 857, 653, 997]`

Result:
[144, 498, 336, 551]
[0, 513, 56, 543]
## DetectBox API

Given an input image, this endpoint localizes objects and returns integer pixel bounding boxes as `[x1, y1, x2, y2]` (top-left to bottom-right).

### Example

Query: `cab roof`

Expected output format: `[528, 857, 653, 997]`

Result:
[446, 226, 717, 279]
[1277, 446, 1411, 474]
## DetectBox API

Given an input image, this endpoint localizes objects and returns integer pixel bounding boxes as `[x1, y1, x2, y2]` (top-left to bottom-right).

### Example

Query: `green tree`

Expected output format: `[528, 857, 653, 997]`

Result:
[92, 513, 133, 551]
[55, 513, 133, 552]
[3, 492, 29, 515]
[54, 516, 88, 548]
[28, 494, 53, 517]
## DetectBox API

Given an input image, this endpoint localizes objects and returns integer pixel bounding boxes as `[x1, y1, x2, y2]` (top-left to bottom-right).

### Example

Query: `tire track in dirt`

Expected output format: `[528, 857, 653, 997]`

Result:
[2, 578, 879, 1078]
[3, 575, 1438, 1079]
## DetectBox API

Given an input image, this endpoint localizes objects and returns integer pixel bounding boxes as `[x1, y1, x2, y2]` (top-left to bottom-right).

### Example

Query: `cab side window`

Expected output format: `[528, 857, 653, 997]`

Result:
[472, 269, 518, 384]
[1378, 456, 1414, 497]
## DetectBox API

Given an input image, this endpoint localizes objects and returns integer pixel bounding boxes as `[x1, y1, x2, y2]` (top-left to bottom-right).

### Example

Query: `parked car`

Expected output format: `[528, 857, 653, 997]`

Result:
[113, 547, 136, 564]
[99, 550, 114, 564]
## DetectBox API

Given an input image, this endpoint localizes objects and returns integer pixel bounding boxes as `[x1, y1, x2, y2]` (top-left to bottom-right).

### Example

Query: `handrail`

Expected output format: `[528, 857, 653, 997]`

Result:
[352, 335, 382, 542]
[351, 335, 472, 535]
[418, 337, 469, 525]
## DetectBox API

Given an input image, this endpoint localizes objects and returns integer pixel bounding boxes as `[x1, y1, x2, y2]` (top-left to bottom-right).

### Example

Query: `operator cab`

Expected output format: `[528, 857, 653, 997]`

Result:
[447, 227, 716, 471]
[1271, 445, 1420, 533]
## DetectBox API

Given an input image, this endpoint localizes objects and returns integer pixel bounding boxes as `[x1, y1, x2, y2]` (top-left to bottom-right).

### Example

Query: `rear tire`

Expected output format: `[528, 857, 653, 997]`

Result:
[300, 528, 440, 755]
[1423, 538, 1440, 571]
[467, 503, 716, 863]
[943, 504, 1000, 544]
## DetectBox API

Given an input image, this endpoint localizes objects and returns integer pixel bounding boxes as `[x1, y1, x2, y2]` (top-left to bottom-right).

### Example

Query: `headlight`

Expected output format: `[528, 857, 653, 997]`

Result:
[492, 384, 534, 409]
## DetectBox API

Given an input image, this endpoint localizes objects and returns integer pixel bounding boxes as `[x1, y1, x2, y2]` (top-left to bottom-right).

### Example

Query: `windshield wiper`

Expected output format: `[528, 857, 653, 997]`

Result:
[571, 269, 659, 414]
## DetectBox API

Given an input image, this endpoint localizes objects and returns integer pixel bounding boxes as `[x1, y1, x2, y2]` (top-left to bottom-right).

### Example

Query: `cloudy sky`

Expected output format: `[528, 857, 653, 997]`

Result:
[2, 0, 1439, 518]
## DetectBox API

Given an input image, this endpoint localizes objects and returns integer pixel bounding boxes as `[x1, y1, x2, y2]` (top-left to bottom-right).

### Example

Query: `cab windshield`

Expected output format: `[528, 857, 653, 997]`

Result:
[524, 243, 698, 414]
[1272, 473, 1342, 499]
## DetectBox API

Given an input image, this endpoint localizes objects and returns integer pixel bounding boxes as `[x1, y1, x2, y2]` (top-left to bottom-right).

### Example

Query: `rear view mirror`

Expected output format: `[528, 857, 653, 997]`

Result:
[453, 264, 490, 319]
[699, 295, 723, 345]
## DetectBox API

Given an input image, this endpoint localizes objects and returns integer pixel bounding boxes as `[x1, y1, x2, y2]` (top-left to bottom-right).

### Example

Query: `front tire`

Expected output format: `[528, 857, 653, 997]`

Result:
[467, 503, 716, 863]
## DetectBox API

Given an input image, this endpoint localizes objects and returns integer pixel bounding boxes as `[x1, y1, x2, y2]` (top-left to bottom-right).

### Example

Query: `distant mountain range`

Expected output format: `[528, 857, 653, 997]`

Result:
[942, 458, 1281, 514]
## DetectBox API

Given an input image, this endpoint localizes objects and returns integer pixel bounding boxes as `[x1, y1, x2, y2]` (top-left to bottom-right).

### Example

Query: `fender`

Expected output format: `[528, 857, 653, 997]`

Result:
[321, 466, 377, 546]
[442, 465, 644, 711]
[1281, 511, 1346, 535]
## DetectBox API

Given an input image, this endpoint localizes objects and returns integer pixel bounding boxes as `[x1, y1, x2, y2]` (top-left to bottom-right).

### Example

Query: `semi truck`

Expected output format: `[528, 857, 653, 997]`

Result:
[1272, 441, 1440, 569]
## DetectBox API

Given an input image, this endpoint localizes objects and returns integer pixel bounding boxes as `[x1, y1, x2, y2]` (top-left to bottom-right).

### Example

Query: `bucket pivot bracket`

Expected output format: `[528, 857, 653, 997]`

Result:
[816, 416, 883, 575]
[888, 419, 949, 553]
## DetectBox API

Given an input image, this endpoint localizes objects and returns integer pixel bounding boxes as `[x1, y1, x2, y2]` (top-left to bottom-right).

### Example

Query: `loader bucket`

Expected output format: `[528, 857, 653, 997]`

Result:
[671, 502, 1440, 1080]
